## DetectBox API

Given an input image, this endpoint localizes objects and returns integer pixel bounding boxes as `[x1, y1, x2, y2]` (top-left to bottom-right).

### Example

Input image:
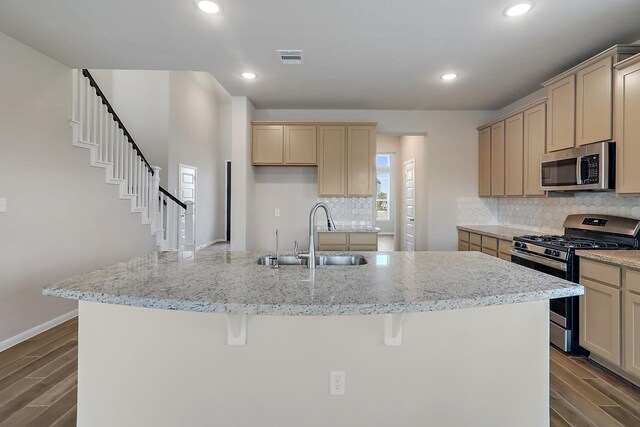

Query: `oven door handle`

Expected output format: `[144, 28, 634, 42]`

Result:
[511, 249, 568, 271]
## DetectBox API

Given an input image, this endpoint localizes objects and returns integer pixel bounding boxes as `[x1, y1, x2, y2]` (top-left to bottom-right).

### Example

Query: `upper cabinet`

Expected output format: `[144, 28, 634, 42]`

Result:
[543, 45, 640, 153]
[546, 75, 575, 152]
[478, 100, 546, 198]
[478, 127, 491, 197]
[490, 121, 505, 197]
[505, 113, 524, 196]
[252, 124, 317, 165]
[318, 124, 376, 196]
[523, 102, 546, 196]
[614, 54, 640, 194]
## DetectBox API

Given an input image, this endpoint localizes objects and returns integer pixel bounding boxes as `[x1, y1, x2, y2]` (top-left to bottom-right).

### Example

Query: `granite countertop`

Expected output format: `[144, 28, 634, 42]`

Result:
[43, 251, 582, 315]
[316, 226, 380, 233]
[576, 250, 640, 270]
[457, 225, 539, 241]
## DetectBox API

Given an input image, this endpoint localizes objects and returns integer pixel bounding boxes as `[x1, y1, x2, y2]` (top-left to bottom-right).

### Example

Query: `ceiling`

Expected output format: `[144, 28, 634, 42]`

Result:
[1, 0, 640, 110]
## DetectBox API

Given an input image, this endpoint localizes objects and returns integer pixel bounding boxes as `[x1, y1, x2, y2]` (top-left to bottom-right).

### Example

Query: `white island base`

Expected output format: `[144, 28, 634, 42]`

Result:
[78, 299, 549, 427]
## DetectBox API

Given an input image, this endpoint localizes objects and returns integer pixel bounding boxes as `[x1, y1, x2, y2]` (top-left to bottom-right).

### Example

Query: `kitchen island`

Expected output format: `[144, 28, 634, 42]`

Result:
[44, 251, 582, 427]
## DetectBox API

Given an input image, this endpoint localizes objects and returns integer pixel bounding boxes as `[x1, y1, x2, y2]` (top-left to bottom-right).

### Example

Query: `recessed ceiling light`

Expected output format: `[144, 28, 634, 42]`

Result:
[196, 0, 221, 14]
[440, 73, 458, 81]
[241, 72, 257, 80]
[504, 2, 534, 17]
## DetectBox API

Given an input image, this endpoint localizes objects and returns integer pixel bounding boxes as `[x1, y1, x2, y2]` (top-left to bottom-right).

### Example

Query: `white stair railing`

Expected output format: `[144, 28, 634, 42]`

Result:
[70, 69, 189, 250]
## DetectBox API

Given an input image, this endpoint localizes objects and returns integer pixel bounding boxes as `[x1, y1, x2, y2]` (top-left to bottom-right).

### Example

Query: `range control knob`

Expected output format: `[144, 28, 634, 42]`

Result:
[552, 250, 561, 257]
[544, 249, 552, 256]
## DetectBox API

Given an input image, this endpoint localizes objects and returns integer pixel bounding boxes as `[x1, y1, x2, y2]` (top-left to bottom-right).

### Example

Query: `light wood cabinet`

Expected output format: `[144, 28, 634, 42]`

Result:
[253, 125, 316, 165]
[576, 56, 613, 146]
[458, 230, 470, 251]
[318, 125, 375, 196]
[347, 126, 375, 196]
[579, 259, 622, 366]
[252, 125, 284, 164]
[490, 121, 505, 196]
[615, 56, 640, 194]
[317, 126, 346, 195]
[624, 290, 640, 378]
[504, 113, 524, 196]
[523, 102, 546, 196]
[546, 75, 576, 152]
[284, 125, 317, 164]
[457, 228, 513, 260]
[317, 232, 377, 251]
[478, 127, 492, 197]
[498, 239, 512, 261]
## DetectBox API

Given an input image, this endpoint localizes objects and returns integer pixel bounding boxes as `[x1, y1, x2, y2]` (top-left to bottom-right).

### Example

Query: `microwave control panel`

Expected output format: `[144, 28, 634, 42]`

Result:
[580, 154, 600, 184]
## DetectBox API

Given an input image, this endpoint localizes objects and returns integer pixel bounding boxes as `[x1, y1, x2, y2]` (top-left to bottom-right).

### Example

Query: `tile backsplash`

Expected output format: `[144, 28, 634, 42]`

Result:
[458, 194, 640, 234]
[318, 197, 374, 226]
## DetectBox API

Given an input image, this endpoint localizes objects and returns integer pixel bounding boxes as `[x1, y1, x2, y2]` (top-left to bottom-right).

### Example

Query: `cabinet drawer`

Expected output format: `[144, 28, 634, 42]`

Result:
[499, 239, 512, 254]
[482, 248, 498, 257]
[482, 236, 498, 251]
[349, 244, 377, 252]
[458, 242, 470, 251]
[349, 233, 377, 245]
[499, 253, 512, 261]
[625, 269, 640, 294]
[318, 232, 348, 245]
[318, 245, 348, 252]
[581, 259, 621, 287]
[458, 230, 470, 242]
[470, 233, 482, 246]
[470, 244, 481, 252]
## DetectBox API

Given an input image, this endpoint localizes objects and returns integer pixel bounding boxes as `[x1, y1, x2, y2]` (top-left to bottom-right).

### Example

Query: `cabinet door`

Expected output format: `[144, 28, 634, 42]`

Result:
[504, 113, 524, 196]
[579, 278, 621, 366]
[615, 60, 640, 194]
[458, 242, 470, 251]
[624, 291, 640, 378]
[523, 103, 546, 196]
[576, 56, 613, 146]
[547, 75, 576, 152]
[490, 121, 505, 196]
[252, 125, 284, 164]
[478, 127, 492, 197]
[347, 126, 375, 196]
[317, 126, 346, 195]
[284, 125, 317, 164]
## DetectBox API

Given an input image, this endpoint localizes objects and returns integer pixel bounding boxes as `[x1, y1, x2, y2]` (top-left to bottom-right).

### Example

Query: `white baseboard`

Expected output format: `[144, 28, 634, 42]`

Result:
[0, 309, 79, 353]
[196, 239, 228, 251]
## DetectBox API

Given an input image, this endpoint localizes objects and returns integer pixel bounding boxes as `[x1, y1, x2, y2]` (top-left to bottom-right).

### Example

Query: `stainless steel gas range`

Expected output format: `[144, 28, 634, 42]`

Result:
[511, 214, 640, 354]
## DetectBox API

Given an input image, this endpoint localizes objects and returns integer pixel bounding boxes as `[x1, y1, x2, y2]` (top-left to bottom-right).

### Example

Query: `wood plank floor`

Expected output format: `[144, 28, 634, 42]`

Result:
[2, 318, 640, 426]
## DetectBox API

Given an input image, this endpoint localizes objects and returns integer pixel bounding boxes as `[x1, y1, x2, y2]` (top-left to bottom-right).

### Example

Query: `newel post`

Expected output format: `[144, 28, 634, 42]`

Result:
[184, 201, 196, 251]
[151, 166, 161, 223]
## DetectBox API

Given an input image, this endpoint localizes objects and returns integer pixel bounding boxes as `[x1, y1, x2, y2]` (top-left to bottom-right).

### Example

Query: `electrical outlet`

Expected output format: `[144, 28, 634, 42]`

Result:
[329, 371, 345, 395]
[274, 208, 280, 217]
[0, 198, 6, 213]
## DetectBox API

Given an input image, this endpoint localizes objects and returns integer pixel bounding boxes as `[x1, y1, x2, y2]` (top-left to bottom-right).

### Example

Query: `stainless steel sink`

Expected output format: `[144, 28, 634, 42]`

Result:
[257, 254, 367, 266]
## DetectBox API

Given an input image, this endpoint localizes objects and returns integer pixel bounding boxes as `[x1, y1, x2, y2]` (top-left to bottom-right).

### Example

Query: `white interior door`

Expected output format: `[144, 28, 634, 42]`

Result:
[402, 159, 415, 251]
[179, 164, 197, 245]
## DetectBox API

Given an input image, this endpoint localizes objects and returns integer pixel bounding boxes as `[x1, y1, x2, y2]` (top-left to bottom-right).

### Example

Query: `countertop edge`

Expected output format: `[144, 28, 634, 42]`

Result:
[576, 250, 640, 270]
[43, 286, 583, 316]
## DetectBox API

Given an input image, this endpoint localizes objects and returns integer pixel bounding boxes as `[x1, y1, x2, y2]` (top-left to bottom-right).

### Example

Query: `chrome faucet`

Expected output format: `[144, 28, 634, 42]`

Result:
[297, 202, 336, 269]
[272, 229, 279, 269]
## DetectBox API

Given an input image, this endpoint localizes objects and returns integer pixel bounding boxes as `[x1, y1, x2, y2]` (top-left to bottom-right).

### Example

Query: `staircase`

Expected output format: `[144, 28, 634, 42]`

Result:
[69, 69, 194, 250]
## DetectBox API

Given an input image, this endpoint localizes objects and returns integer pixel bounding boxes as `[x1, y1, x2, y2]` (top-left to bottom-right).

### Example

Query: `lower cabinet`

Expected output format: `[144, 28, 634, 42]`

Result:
[457, 229, 513, 260]
[579, 258, 640, 384]
[318, 232, 378, 251]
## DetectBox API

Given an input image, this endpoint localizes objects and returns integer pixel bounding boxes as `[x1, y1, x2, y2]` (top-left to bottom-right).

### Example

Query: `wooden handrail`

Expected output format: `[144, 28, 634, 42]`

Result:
[82, 69, 154, 175]
[159, 186, 187, 210]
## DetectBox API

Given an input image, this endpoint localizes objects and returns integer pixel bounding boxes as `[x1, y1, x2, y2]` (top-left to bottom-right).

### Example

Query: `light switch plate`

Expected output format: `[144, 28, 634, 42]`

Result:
[0, 198, 6, 213]
[275, 208, 280, 217]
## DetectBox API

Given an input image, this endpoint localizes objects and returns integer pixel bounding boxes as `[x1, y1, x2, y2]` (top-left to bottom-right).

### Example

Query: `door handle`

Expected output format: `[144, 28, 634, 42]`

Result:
[409, 217, 414, 222]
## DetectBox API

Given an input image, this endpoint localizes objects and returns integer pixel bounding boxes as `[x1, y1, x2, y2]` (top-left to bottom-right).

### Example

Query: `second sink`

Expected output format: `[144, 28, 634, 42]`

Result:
[257, 254, 367, 266]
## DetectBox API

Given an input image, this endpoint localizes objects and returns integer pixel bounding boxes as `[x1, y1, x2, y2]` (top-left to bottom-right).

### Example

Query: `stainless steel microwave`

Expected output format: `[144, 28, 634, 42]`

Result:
[540, 142, 614, 192]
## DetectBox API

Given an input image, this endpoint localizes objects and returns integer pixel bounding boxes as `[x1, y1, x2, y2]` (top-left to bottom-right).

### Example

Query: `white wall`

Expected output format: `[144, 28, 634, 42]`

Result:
[168, 71, 230, 247]
[0, 32, 157, 344]
[254, 109, 494, 250]
[230, 96, 256, 251]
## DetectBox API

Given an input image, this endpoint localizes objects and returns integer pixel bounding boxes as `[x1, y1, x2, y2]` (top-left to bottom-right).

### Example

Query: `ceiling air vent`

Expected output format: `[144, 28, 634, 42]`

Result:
[277, 50, 303, 65]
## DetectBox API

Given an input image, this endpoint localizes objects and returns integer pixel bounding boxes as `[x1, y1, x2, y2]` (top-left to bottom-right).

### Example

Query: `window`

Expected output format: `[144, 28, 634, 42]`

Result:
[376, 154, 392, 221]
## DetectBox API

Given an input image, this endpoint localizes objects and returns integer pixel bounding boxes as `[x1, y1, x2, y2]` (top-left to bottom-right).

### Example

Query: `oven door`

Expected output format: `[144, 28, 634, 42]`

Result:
[511, 248, 577, 353]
